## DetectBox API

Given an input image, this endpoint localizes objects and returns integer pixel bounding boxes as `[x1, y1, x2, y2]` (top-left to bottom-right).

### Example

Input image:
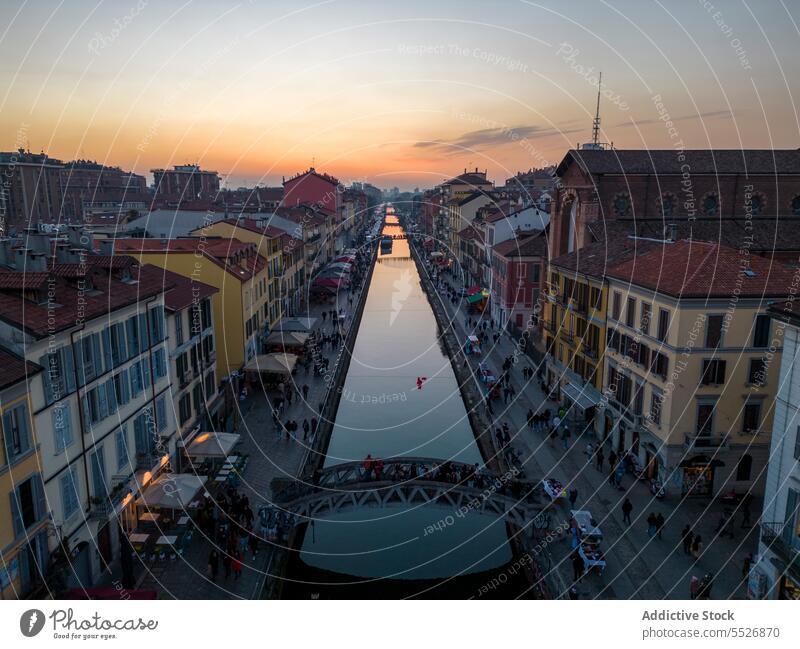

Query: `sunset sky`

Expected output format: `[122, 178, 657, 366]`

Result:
[2, 0, 798, 189]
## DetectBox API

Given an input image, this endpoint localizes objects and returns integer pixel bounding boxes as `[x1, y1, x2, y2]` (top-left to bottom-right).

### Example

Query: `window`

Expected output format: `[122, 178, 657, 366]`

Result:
[701, 359, 726, 385]
[40, 346, 76, 404]
[3, 404, 32, 463]
[9, 474, 46, 537]
[156, 396, 168, 433]
[736, 454, 753, 481]
[52, 403, 73, 454]
[114, 370, 130, 406]
[205, 371, 216, 397]
[636, 343, 650, 368]
[633, 382, 644, 416]
[651, 351, 669, 380]
[791, 195, 800, 216]
[696, 402, 715, 435]
[748, 358, 766, 385]
[640, 303, 651, 335]
[752, 314, 771, 348]
[529, 263, 540, 284]
[175, 312, 184, 346]
[794, 426, 800, 461]
[153, 348, 167, 380]
[613, 192, 632, 216]
[702, 192, 719, 216]
[115, 427, 129, 471]
[589, 286, 601, 310]
[90, 448, 107, 498]
[742, 400, 762, 433]
[179, 394, 192, 426]
[749, 193, 765, 216]
[657, 309, 669, 342]
[705, 315, 724, 348]
[658, 192, 677, 217]
[130, 363, 143, 397]
[149, 306, 165, 343]
[649, 389, 663, 426]
[626, 297, 636, 327]
[611, 292, 621, 320]
[60, 467, 80, 519]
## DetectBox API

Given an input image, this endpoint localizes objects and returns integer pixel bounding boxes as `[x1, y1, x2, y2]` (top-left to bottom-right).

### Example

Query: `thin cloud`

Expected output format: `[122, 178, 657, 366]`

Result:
[413, 124, 581, 155]
[615, 110, 733, 128]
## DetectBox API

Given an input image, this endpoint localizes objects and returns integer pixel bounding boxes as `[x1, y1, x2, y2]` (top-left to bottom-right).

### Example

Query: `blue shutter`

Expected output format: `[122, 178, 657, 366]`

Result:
[33, 475, 46, 522]
[139, 313, 149, 351]
[156, 397, 167, 432]
[53, 407, 65, 453]
[131, 365, 141, 396]
[2, 411, 13, 461]
[105, 380, 117, 414]
[101, 328, 113, 370]
[40, 354, 54, 403]
[92, 334, 102, 375]
[97, 386, 108, 420]
[121, 369, 130, 403]
[62, 403, 72, 448]
[63, 346, 76, 392]
[9, 491, 23, 537]
[18, 405, 31, 454]
[82, 395, 91, 427]
[141, 360, 151, 389]
[126, 318, 138, 358]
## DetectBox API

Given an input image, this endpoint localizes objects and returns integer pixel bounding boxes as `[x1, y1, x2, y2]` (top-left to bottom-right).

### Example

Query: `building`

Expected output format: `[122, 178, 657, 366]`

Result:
[160, 269, 221, 436]
[0, 348, 48, 598]
[490, 231, 548, 332]
[192, 218, 284, 329]
[447, 190, 498, 269]
[60, 160, 149, 222]
[456, 227, 485, 289]
[283, 167, 340, 216]
[279, 232, 306, 317]
[0, 251, 175, 590]
[549, 149, 800, 258]
[151, 164, 220, 202]
[752, 299, 800, 600]
[112, 237, 270, 382]
[435, 169, 493, 252]
[0, 149, 64, 233]
[602, 240, 795, 498]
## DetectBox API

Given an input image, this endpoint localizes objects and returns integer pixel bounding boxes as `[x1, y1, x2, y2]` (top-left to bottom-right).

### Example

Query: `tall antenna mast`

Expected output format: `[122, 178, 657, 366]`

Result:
[591, 71, 602, 146]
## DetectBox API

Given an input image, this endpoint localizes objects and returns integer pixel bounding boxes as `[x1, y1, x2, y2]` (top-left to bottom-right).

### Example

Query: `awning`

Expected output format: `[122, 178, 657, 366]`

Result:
[466, 292, 486, 304]
[561, 382, 601, 410]
[313, 277, 342, 288]
[265, 331, 309, 347]
[243, 352, 298, 375]
[679, 455, 726, 468]
[186, 431, 241, 458]
[430, 251, 444, 258]
[274, 317, 317, 332]
[136, 473, 207, 510]
[466, 285, 482, 295]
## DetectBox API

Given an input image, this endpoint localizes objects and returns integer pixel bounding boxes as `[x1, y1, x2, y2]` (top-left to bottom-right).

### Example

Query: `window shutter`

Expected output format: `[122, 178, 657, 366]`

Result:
[9, 491, 23, 537]
[106, 381, 117, 414]
[92, 334, 102, 375]
[33, 474, 47, 522]
[98, 386, 109, 420]
[39, 354, 54, 403]
[121, 369, 131, 403]
[63, 346, 76, 392]
[101, 328, 113, 370]
[53, 407, 65, 453]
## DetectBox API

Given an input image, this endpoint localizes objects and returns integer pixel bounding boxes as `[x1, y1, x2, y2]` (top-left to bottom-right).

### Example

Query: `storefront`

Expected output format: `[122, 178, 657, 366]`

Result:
[680, 456, 723, 497]
[779, 575, 800, 600]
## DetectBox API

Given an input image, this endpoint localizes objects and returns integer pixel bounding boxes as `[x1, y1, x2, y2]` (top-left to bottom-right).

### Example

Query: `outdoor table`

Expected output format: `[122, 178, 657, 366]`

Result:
[177, 516, 190, 526]
[139, 512, 161, 523]
[155, 535, 178, 546]
[542, 478, 566, 501]
[579, 541, 606, 574]
[129, 533, 150, 544]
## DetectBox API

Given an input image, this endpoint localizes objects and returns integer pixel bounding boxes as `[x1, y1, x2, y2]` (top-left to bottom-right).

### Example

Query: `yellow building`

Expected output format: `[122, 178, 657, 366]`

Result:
[113, 236, 271, 382]
[543, 251, 608, 434]
[191, 219, 284, 329]
[0, 348, 49, 599]
[603, 240, 797, 498]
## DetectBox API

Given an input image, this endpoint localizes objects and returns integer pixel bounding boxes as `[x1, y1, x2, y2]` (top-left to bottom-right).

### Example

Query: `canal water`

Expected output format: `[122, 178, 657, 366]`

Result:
[283, 209, 524, 598]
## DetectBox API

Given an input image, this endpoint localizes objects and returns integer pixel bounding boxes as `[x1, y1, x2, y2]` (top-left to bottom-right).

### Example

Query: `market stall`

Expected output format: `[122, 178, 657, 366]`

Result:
[265, 330, 309, 354]
[243, 352, 298, 380]
[542, 478, 567, 501]
[465, 335, 481, 355]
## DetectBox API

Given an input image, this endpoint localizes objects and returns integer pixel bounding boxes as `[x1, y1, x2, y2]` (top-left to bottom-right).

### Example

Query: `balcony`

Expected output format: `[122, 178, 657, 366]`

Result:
[684, 432, 729, 450]
[760, 522, 800, 580]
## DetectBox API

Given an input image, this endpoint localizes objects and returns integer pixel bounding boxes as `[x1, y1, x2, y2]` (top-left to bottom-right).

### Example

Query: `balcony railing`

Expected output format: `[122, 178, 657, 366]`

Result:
[760, 521, 800, 579]
[684, 432, 729, 450]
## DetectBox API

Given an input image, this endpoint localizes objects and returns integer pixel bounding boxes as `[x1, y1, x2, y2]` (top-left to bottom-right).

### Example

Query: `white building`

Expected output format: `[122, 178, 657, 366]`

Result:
[752, 299, 800, 600]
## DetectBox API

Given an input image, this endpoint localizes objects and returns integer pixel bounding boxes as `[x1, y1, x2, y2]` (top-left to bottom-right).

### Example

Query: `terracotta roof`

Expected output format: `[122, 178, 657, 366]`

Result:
[284, 167, 339, 187]
[443, 172, 491, 186]
[0, 264, 171, 339]
[0, 271, 51, 289]
[557, 149, 800, 177]
[607, 240, 797, 298]
[493, 231, 547, 257]
[159, 268, 218, 312]
[112, 237, 267, 281]
[217, 218, 285, 239]
[551, 237, 653, 279]
[0, 345, 41, 391]
[457, 228, 484, 243]
[587, 217, 800, 252]
[456, 190, 498, 207]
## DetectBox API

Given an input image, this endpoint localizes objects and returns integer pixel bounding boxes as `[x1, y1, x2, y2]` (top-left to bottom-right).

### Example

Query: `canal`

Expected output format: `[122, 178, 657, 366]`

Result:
[283, 208, 526, 598]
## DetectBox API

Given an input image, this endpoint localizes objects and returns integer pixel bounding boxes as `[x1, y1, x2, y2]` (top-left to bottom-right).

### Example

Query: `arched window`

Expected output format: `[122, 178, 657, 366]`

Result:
[790, 195, 800, 216]
[613, 192, 632, 217]
[736, 453, 753, 482]
[702, 192, 719, 216]
[749, 192, 766, 216]
[658, 192, 677, 217]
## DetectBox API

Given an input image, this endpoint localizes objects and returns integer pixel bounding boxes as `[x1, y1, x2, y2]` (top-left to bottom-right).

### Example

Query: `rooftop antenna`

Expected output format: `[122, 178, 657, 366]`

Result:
[591, 71, 602, 147]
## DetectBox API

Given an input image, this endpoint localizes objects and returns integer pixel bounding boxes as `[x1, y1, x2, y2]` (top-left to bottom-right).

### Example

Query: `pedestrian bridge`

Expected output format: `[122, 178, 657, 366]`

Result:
[270, 457, 548, 529]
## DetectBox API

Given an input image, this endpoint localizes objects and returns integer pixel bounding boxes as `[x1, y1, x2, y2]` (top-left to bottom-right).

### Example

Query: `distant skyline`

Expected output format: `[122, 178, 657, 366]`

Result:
[2, 0, 799, 190]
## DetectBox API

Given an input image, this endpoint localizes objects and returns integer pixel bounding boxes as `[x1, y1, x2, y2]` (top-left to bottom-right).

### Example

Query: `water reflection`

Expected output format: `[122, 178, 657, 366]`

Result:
[289, 210, 515, 591]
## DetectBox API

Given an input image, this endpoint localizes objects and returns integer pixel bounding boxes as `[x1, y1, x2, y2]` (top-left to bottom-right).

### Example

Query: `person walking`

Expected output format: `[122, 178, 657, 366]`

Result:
[302, 419, 310, 441]
[527, 409, 534, 431]
[232, 551, 243, 580]
[647, 512, 657, 538]
[571, 549, 585, 582]
[222, 551, 232, 580]
[208, 550, 219, 583]
[595, 446, 604, 472]
[742, 552, 753, 579]
[655, 512, 665, 539]
[681, 525, 694, 555]
[302, 383, 310, 400]
[691, 534, 703, 560]
[622, 498, 633, 525]
[568, 488, 578, 509]
[690, 575, 699, 600]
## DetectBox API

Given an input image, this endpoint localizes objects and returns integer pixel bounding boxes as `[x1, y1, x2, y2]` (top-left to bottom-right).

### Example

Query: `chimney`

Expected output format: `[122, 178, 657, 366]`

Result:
[28, 251, 47, 272]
